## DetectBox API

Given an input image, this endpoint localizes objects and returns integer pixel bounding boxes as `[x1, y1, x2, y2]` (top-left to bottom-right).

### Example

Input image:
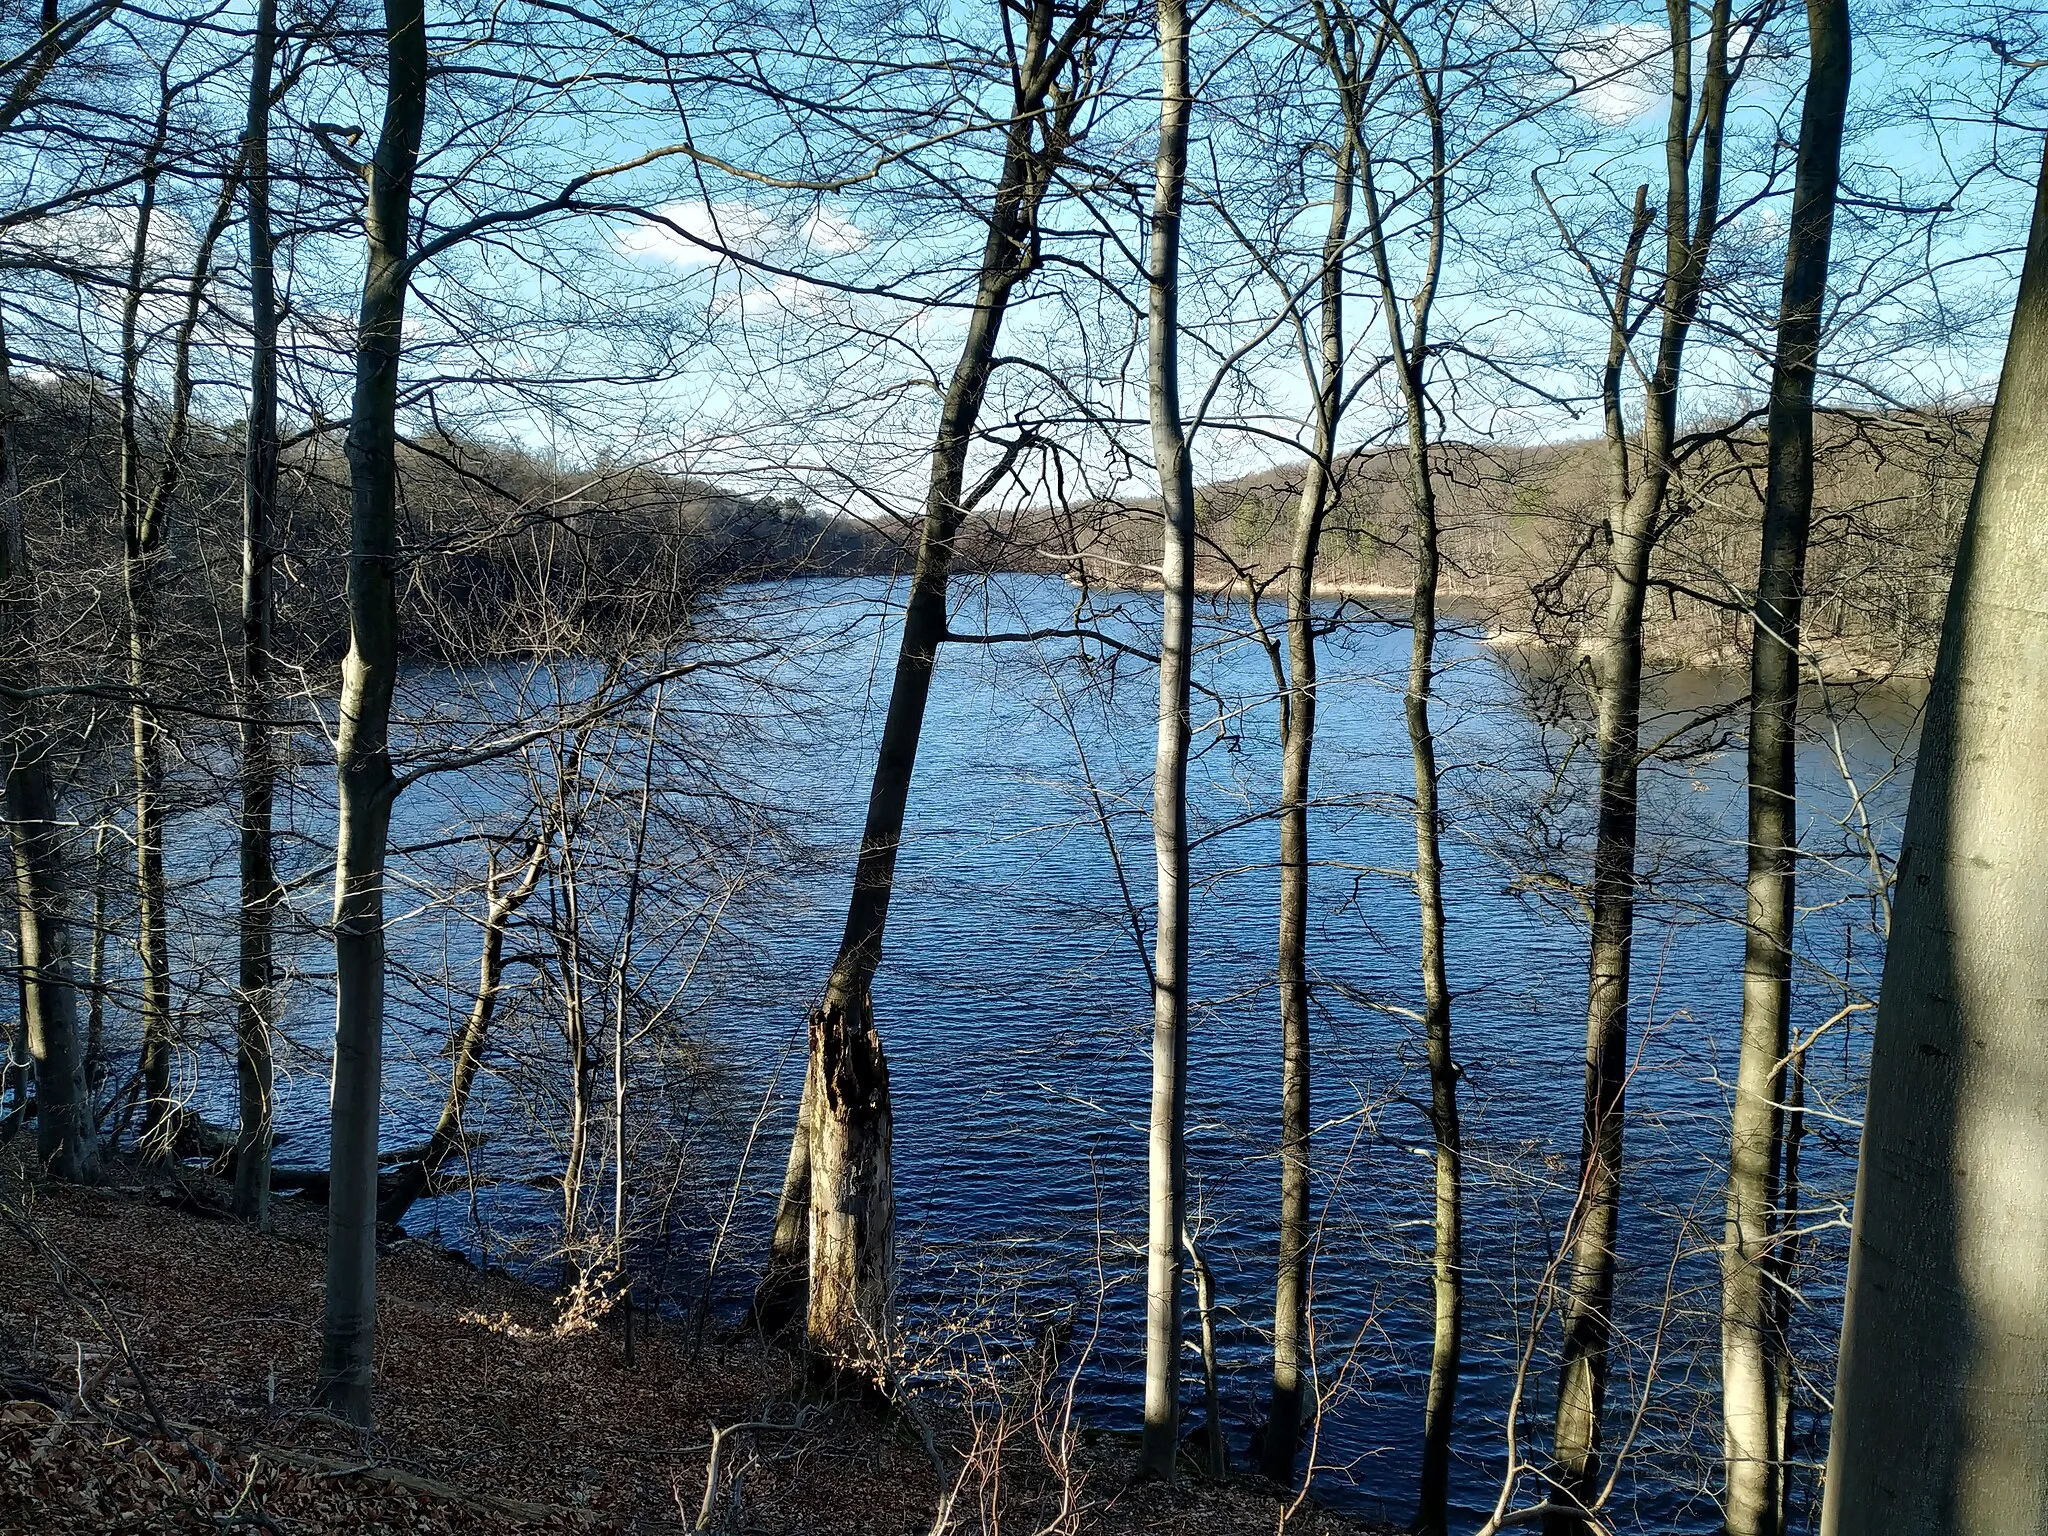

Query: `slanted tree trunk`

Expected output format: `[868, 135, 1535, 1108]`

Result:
[1140, 0, 1195, 1480]
[1720, 1, 1848, 1529]
[1819, 132, 2048, 1536]
[234, 0, 282, 1229]
[1548, 4, 1731, 1527]
[753, 0, 1099, 1374]
[378, 837, 544, 1227]
[0, 318, 97, 1185]
[316, 0, 428, 1428]
[1264, 87, 1358, 1488]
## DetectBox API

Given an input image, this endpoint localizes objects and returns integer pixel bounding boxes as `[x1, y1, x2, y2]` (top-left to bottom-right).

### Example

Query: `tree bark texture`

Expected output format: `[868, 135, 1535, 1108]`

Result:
[1720, 1, 1848, 1529]
[316, 0, 427, 1429]
[1141, 0, 1195, 1480]
[1819, 132, 2048, 1536]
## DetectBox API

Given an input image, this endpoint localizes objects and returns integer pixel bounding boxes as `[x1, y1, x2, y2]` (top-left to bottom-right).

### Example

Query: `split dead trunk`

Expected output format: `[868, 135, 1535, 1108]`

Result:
[1819, 131, 2048, 1536]
[1140, 0, 1195, 1480]
[1547, 4, 1730, 1526]
[1720, 0, 1848, 1530]
[234, 0, 282, 1230]
[753, 0, 1097, 1376]
[316, 0, 428, 1429]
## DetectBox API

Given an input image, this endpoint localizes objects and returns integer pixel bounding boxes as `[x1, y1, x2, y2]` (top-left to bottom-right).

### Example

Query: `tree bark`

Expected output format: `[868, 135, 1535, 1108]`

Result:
[1264, 103, 1356, 1488]
[1548, 4, 1730, 1527]
[1819, 132, 2048, 1536]
[0, 317, 97, 1184]
[316, 0, 428, 1429]
[234, 0, 282, 1229]
[1720, 1, 1848, 1529]
[1140, 0, 1195, 1480]
[754, 0, 1097, 1370]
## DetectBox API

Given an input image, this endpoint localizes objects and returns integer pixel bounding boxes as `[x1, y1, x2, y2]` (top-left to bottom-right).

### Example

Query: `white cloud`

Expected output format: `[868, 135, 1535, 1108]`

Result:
[1558, 23, 1670, 126]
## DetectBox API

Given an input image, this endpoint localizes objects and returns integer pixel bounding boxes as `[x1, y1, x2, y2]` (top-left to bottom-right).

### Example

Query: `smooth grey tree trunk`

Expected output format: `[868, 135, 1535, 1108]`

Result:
[1140, 0, 1195, 1480]
[1819, 132, 2048, 1536]
[1264, 121, 1355, 1487]
[1720, 0, 1848, 1528]
[752, 0, 1098, 1375]
[234, 0, 282, 1229]
[1548, 4, 1730, 1526]
[0, 318, 97, 1184]
[316, 0, 428, 1428]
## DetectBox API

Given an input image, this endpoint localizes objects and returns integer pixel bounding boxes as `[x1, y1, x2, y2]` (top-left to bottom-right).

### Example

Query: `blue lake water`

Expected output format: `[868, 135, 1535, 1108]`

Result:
[152, 571, 1914, 1532]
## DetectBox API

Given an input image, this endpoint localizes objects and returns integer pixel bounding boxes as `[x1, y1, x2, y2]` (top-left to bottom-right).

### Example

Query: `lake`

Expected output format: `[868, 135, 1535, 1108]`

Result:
[155, 571, 1915, 1532]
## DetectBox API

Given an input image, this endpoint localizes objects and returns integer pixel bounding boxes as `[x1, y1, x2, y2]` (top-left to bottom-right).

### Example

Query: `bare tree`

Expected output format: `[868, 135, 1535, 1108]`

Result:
[1820, 129, 2048, 1536]
[0, 313, 96, 1185]
[1546, 3, 1736, 1524]
[1259, 0, 1368, 1487]
[316, 0, 429, 1427]
[1720, 0, 1850, 1528]
[232, 0, 283, 1228]
[1139, 0, 1195, 1480]
[756, 0, 1102, 1377]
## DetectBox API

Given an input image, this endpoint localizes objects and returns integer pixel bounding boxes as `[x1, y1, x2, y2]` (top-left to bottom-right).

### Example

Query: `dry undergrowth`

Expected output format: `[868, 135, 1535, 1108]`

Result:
[0, 1155, 1387, 1535]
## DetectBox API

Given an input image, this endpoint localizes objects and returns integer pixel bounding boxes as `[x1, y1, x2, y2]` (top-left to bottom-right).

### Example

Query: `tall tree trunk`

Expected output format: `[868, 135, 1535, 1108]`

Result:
[1547, 4, 1730, 1527]
[1720, 1, 1848, 1530]
[234, 0, 282, 1229]
[1264, 117, 1356, 1488]
[1139, 0, 1195, 1480]
[116, 102, 174, 1157]
[1350, 19, 1462, 1523]
[1819, 133, 2048, 1536]
[121, 92, 244, 1160]
[316, 0, 428, 1428]
[379, 837, 545, 1227]
[753, 0, 1096, 1372]
[0, 318, 97, 1184]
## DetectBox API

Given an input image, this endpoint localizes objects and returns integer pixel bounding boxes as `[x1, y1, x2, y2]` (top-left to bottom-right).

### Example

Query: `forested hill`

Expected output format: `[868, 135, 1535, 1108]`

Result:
[10, 376, 912, 674]
[1057, 405, 1981, 678]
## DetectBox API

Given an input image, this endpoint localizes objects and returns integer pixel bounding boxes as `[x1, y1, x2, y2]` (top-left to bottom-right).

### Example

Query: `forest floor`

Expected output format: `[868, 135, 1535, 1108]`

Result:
[0, 1153, 1394, 1534]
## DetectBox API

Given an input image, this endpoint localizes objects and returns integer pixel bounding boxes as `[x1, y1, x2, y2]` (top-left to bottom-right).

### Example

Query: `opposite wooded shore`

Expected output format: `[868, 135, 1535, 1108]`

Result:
[0, 1153, 1392, 1535]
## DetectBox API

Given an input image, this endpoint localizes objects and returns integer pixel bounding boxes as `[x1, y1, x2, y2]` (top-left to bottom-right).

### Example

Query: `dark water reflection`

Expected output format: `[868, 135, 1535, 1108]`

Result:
[163, 573, 1915, 1533]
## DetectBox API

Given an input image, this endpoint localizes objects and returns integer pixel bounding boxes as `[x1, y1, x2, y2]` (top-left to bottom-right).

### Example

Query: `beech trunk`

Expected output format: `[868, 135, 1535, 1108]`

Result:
[1819, 132, 2048, 1536]
[1720, 0, 1848, 1529]
[316, 0, 428, 1428]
